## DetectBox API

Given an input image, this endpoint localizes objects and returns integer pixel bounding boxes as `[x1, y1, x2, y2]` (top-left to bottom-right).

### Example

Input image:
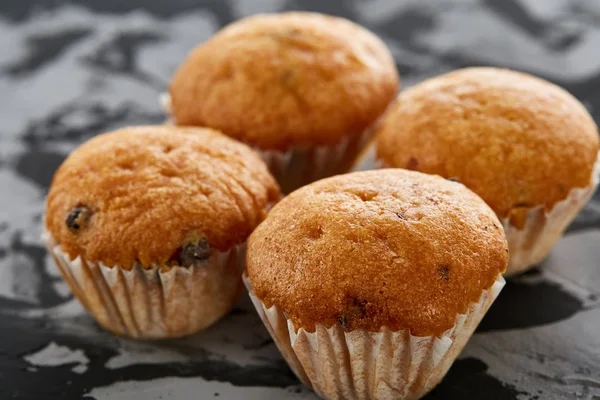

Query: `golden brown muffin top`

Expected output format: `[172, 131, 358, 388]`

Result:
[376, 67, 599, 228]
[169, 12, 399, 150]
[46, 125, 280, 269]
[246, 169, 507, 337]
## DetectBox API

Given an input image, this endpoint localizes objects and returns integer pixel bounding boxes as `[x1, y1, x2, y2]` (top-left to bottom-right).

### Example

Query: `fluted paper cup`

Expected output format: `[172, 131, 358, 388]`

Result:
[244, 274, 505, 400]
[502, 154, 600, 275]
[43, 231, 245, 339]
[255, 129, 372, 194]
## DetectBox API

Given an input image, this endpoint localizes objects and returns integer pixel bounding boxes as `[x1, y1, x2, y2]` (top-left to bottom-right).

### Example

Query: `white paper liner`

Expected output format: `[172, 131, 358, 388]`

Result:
[244, 274, 505, 400]
[43, 231, 246, 339]
[159, 92, 372, 194]
[502, 154, 600, 276]
[255, 129, 372, 194]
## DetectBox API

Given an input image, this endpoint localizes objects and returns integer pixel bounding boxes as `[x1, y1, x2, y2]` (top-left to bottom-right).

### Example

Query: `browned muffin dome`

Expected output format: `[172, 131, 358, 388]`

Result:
[46, 125, 280, 269]
[376, 67, 599, 228]
[246, 169, 507, 337]
[169, 12, 399, 150]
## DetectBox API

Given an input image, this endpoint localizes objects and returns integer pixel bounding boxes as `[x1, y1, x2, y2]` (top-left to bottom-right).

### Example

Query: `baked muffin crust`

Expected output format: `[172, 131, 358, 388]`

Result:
[170, 12, 399, 150]
[376, 67, 599, 227]
[246, 169, 507, 336]
[46, 125, 280, 269]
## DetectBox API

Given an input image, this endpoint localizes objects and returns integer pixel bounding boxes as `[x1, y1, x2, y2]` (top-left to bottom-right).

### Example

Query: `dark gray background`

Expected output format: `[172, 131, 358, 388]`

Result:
[0, 0, 599, 399]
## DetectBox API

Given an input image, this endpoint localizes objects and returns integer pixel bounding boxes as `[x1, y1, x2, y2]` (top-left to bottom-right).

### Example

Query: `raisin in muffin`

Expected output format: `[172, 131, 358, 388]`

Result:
[376, 67, 600, 276]
[245, 169, 507, 399]
[167, 11, 399, 193]
[44, 125, 280, 339]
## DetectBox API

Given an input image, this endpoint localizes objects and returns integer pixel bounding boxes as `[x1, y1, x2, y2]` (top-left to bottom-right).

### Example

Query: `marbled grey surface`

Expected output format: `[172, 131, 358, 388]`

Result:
[1, 0, 600, 399]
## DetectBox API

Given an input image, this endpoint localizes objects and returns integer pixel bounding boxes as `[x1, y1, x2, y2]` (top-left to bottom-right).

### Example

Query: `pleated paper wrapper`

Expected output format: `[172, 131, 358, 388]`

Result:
[244, 274, 505, 400]
[502, 153, 600, 275]
[161, 92, 372, 194]
[43, 231, 245, 339]
[255, 129, 372, 194]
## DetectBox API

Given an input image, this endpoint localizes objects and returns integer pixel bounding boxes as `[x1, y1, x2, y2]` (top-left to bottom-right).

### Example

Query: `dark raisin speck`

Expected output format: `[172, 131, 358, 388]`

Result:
[439, 266, 449, 281]
[66, 206, 92, 232]
[180, 238, 211, 267]
[407, 157, 419, 170]
[337, 297, 368, 330]
[396, 212, 405, 220]
[447, 177, 460, 183]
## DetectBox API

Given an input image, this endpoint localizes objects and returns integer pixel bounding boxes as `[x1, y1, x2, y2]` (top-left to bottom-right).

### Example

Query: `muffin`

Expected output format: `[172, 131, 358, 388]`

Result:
[43, 125, 280, 339]
[245, 169, 507, 399]
[376, 67, 600, 276]
[166, 12, 399, 193]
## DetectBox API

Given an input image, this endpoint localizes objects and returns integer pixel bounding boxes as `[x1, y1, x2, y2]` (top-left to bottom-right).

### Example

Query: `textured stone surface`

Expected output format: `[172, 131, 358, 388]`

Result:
[0, 0, 599, 399]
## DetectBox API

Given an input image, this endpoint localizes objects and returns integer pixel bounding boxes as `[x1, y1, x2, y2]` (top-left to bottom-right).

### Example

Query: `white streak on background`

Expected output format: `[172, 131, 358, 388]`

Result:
[85, 376, 313, 400]
[0, 251, 41, 304]
[24, 341, 90, 374]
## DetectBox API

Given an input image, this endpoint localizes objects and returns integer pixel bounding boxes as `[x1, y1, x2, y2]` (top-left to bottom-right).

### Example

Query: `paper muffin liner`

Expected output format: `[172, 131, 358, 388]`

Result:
[255, 129, 372, 194]
[42, 231, 246, 339]
[159, 92, 372, 194]
[243, 274, 505, 400]
[502, 154, 600, 276]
